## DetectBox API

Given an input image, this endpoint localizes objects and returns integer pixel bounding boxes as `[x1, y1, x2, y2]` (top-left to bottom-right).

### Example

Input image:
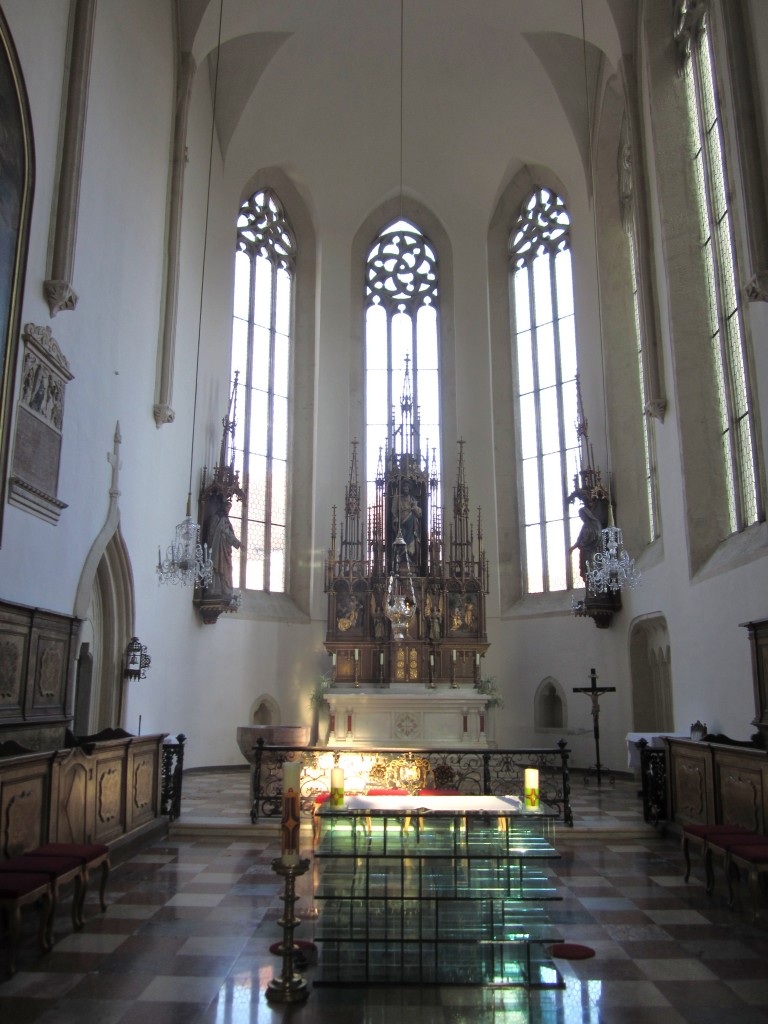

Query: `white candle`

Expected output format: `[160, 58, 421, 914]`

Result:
[354, 648, 359, 661]
[452, 649, 457, 662]
[379, 651, 384, 665]
[330, 767, 344, 807]
[524, 768, 540, 810]
[283, 761, 301, 793]
[332, 652, 337, 667]
[476, 653, 480, 666]
[430, 653, 434, 666]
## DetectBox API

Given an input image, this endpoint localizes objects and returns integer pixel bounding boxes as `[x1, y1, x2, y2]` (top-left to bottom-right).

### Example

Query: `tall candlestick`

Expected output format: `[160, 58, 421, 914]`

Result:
[281, 761, 302, 864]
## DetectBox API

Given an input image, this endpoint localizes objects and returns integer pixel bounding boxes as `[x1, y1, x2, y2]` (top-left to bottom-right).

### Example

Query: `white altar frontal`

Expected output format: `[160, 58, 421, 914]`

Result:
[324, 685, 492, 748]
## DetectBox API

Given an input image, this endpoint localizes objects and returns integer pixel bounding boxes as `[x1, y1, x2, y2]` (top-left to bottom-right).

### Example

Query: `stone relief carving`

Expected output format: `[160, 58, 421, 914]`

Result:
[9, 324, 73, 524]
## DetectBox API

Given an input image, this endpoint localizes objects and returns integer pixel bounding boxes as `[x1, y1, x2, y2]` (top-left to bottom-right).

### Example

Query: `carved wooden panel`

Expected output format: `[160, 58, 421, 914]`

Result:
[51, 750, 90, 843]
[2, 735, 164, 858]
[668, 739, 768, 832]
[92, 755, 126, 843]
[720, 770, 762, 830]
[668, 740, 715, 825]
[0, 599, 78, 733]
[26, 614, 74, 718]
[0, 628, 27, 718]
[0, 761, 48, 857]
[716, 751, 768, 832]
[127, 738, 161, 830]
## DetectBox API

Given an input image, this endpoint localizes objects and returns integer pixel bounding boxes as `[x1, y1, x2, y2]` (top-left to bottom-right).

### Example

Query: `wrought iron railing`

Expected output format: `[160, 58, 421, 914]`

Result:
[248, 739, 572, 826]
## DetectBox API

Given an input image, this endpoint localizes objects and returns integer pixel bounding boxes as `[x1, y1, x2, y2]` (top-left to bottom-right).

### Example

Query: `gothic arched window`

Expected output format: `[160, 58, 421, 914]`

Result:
[230, 188, 296, 592]
[364, 220, 441, 505]
[509, 188, 580, 593]
[680, 9, 760, 532]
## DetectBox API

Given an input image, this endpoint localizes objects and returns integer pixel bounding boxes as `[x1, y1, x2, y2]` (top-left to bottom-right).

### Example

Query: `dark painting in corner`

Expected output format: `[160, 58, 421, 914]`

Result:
[0, 10, 34, 547]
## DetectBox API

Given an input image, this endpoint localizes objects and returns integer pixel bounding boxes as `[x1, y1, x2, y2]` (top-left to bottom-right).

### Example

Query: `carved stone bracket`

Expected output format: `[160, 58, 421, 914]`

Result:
[746, 270, 768, 302]
[645, 398, 667, 422]
[153, 402, 176, 427]
[673, 0, 709, 74]
[43, 279, 78, 317]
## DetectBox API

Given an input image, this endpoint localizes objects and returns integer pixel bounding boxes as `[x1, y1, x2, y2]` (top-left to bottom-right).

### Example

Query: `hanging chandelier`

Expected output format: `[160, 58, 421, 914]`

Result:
[157, 502, 212, 587]
[157, 0, 224, 588]
[577, 0, 640, 601]
[585, 519, 641, 594]
[386, 530, 416, 641]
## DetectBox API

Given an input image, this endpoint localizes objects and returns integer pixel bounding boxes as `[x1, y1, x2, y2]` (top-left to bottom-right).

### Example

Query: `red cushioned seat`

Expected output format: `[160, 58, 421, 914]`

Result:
[2, 854, 85, 938]
[3, 854, 83, 875]
[0, 872, 53, 976]
[683, 824, 753, 838]
[720, 844, 768, 914]
[29, 842, 110, 916]
[708, 834, 768, 851]
[726, 844, 768, 861]
[681, 824, 755, 884]
[0, 872, 52, 898]
[30, 842, 109, 862]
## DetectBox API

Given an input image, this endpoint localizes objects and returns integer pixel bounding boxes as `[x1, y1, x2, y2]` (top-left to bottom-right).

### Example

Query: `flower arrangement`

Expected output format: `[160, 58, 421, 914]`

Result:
[477, 676, 503, 708]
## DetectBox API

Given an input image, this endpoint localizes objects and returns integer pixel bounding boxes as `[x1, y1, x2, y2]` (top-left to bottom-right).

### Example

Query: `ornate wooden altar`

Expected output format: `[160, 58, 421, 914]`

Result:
[323, 375, 489, 691]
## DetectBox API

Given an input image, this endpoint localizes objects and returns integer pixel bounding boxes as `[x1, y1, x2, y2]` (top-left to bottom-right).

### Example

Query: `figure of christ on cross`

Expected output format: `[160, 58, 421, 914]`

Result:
[573, 667, 616, 786]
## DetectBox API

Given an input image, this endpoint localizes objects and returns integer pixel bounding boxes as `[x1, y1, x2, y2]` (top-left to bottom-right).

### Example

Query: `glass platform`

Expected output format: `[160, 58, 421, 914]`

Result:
[313, 794, 564, 987]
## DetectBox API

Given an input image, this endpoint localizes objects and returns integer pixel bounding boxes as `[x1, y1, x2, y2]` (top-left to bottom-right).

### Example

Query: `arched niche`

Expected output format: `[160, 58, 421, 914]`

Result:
[534, 676, 567, 731]
[629, 613, 673, 731]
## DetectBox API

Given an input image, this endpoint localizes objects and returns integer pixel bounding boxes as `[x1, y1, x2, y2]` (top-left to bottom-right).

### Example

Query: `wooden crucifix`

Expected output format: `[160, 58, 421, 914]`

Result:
[573, 667, 616, 786]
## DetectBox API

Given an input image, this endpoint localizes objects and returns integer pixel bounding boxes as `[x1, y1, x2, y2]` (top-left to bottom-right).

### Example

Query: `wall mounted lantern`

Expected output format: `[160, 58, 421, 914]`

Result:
[124, 636, 151, 680]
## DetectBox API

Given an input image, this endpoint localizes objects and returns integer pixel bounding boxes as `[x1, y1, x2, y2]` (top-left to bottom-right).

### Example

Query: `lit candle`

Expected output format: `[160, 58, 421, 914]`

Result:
[281, 761, 302, 864]
[330, 767, 344, 808]
[524, 768, 540, 810]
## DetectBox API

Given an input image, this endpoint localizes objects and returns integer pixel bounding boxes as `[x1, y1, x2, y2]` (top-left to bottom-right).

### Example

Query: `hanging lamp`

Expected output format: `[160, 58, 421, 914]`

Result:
[157, 0, 227, 588]
[579, 0, 640, 596]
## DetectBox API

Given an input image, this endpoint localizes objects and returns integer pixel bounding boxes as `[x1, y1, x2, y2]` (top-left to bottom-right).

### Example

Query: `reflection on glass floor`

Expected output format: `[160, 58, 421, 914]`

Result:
[313, 806, 563, 987]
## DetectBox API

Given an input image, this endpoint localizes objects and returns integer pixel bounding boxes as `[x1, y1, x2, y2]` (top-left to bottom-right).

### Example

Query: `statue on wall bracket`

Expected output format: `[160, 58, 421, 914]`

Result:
[195, 376, 245, 625]
[568, 377, 621, 629]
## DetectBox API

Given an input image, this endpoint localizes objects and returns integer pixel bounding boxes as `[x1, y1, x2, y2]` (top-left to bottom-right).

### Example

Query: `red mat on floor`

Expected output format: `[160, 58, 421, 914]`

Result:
[549, 943, 596, 960]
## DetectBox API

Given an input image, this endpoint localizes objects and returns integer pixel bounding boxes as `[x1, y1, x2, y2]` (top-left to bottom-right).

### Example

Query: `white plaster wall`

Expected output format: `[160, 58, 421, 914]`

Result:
[1, 0, 766, 773]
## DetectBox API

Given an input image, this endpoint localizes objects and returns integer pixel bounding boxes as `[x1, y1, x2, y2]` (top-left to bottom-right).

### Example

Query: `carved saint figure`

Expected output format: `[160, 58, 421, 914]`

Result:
[569, 505, 603, 584]
[203, 496, 241, 603]
[392, 480, 422, 570]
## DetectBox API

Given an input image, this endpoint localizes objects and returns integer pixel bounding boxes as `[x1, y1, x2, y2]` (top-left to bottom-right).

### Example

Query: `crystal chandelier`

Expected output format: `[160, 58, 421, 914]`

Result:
[576, 0, 640, 600]
[586, 519, 641, 594]
[157, 500, 212, 587]
[386, 530, 416, 641]
[156, 0, 223, 589]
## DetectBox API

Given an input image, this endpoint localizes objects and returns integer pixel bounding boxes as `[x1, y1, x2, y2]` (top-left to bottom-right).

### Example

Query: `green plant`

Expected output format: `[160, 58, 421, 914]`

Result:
[477, 676, 503, 708]
[309, 674, 331, 710]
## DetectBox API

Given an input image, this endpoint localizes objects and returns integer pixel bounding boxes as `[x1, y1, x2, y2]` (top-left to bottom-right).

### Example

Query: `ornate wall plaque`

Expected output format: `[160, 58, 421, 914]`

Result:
[9, 323, 73, 524]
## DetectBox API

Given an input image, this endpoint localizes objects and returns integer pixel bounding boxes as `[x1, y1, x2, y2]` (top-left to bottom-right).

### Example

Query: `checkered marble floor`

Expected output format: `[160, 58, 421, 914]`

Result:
[3, 769, 768, 1023]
